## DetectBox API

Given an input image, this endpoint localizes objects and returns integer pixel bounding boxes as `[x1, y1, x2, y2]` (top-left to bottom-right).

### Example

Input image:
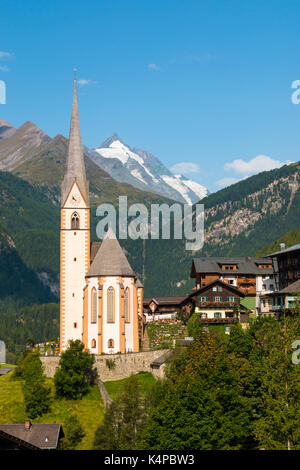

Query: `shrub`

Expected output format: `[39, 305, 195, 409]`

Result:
[105, 359, 116, 370]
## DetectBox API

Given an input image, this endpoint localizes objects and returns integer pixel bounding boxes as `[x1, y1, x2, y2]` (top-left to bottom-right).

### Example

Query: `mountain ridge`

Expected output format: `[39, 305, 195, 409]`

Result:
[1, 119, 300, 297]
[92, 133, 208, 204]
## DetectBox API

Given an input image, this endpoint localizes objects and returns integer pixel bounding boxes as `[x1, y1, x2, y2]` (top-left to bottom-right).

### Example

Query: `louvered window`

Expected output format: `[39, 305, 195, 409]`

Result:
[71, 212, 79, 229]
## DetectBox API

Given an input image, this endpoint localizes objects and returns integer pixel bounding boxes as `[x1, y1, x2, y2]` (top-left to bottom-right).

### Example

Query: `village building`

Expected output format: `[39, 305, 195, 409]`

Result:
[259, 279, 300, 318]
[60, 78, 142, 353]
[190, 256, 276, 314]
[181, 279, 249, 331]
[143, 296, 187, 321]
[0, 421, 63, 450]
[267, 243, 300, 290]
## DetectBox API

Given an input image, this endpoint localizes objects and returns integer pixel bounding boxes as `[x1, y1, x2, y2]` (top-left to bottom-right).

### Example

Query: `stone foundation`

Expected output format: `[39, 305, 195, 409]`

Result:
[40, 349, 169, 381]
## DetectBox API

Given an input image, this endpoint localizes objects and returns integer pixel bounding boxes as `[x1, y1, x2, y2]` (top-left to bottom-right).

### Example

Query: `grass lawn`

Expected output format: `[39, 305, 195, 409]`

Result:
[104, 371, 156, 400]
[0, 372, 104, 450]
[0, 371, 157, 450]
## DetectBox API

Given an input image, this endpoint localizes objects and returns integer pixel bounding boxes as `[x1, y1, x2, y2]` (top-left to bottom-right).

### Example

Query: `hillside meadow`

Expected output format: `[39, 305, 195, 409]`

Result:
[0, 370, 155, 450]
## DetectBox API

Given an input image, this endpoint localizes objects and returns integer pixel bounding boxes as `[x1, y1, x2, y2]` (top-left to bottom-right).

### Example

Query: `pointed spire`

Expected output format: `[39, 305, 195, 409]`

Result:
[61, 74, 89, 206]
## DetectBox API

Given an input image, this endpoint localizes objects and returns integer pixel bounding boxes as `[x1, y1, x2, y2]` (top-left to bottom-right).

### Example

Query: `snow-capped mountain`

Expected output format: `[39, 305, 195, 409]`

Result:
[87, 134, 208, 204]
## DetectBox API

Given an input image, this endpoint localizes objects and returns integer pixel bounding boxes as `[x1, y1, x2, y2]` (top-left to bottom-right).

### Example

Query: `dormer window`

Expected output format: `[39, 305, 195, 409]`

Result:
[71, 212, 79, 229]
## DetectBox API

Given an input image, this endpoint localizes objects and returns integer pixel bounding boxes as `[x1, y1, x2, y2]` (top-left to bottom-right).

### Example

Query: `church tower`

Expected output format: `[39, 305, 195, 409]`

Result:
[60, 77, 90, 352]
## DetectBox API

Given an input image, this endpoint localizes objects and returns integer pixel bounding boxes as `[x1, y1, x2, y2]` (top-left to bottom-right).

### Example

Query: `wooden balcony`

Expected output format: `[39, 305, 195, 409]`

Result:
[200, 317, 238, 325]
[198, 301, 238, 308]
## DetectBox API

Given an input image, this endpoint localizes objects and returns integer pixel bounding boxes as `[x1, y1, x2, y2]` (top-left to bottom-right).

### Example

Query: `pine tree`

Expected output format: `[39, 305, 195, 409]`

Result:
[140, 332, 254, 450]
[94, 375, 148, 450]
[21, 351, 51, 419]
[59, 414, 85, 450]
[251, 314, 300, 449]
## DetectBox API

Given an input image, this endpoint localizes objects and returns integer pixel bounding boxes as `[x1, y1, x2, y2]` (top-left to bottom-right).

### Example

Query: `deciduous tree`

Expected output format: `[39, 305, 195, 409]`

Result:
[54, 340, 97, 400]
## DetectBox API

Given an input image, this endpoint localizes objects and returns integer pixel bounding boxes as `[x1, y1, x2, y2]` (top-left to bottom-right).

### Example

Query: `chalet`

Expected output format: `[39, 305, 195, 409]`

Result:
[259, 279, 300, 318]
[0, 421, 63, 450]
[190, 256, 276, 314]
[267, 243, 300, 290]
[143, 296, 187, 320]
[181, 279, 249, 330]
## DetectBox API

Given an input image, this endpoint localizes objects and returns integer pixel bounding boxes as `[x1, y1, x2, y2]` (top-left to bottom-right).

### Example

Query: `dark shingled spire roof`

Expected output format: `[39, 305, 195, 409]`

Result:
[61, 77, 89, 206]
[86, 227, 135, 277]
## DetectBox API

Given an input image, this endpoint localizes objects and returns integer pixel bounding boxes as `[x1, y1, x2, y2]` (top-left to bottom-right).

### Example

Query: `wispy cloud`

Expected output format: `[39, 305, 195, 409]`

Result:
[0, 65, 10, 72]
[0, 51, 13, 59]
[148, 63, 160, 71]
[216, 177, 239, 188]
[170, 162, 200, 175]
[77, 79, 98, 87]
[225, 154, 292, 175]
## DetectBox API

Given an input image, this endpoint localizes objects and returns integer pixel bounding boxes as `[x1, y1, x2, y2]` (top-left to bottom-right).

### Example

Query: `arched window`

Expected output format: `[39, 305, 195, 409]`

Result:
[107, 287, 114, 323]
[91, 339, 96, 349]
[91, 288, 97, 323]
[71, 212, 79, 229]
[124, 287, 129, 323]
[108, 338, 114, 349]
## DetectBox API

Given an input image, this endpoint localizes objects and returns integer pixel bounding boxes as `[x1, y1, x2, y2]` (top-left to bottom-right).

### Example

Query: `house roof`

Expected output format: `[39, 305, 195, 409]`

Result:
[267, 243, 300, 257]
[0, 368, 14, 376]
[0, 423, 62, 450]
[277, 279, 300, 294]
[186, 278, 246, 299]
[150, 351, 172, 367]
[86, 227, 135, 278]
[143, 296, 187, 306]
[191, 256, 275, 277]
[0, 428, 40, 450]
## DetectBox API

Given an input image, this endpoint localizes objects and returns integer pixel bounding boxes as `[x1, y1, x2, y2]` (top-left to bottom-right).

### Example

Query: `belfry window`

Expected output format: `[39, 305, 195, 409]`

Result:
[107, 287, 115, 323]
[71, 212, 79, 229]
[91, 288, 97, 323]
[124, 287, 129, 323]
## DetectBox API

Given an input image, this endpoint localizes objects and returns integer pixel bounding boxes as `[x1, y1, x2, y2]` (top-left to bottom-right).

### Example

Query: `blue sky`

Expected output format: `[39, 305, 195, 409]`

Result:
[1, 0, 300, 192]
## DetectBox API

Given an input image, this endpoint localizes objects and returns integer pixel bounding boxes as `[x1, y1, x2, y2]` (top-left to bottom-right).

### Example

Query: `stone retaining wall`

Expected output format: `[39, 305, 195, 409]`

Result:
[97, 378, 113, 408]
[41, 349, 169, 381]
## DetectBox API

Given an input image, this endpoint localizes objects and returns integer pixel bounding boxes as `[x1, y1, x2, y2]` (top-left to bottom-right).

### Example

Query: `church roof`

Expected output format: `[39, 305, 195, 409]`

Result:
[61, 77, 89, 207]
[136, 278, 143, 288]
[86, 227, 135, 278]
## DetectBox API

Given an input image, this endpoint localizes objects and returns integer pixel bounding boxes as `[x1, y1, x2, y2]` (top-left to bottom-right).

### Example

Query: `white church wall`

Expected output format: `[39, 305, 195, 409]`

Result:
[87, 277, 98, 353]
[124, 278, 134, 352]
[61, 200, 89, 351]
[102, 276, 121, 354]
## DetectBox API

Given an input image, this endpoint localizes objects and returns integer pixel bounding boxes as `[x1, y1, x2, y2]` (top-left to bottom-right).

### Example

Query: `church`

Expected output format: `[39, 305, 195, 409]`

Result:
[59, 78, 143, 354]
